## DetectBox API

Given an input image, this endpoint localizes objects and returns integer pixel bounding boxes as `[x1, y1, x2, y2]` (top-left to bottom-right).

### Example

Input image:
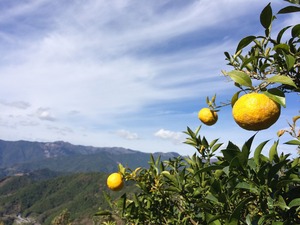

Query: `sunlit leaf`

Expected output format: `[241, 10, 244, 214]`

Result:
[227, 70, 253, 87]
[267, 75, 298, 88]
[263, 88, 286, 107]
[284, 139, 300, 145]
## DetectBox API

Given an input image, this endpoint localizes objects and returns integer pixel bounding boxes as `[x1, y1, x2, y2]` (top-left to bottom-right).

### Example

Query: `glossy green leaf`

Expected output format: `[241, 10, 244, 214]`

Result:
[224, 51, 231, 59]
[278, 6, 300, 14]
[227, 70, 253, 87]
[267, 75, 297, 88]
[260, 3, 273, 29]
[273, 43, 290, 53]
[288, 198, 300, 208]
[239, 135, 255, 167]
[291, 24, 300, 37]
[284, 53, 296, 70]
[231, 91, 240, 107]
[212, 143, 223, 153]
[284, 139, 300, 145]
[263, 88, 286, 107]
[254, 140, 270, 166]
[269, 140, 279, 162]
[209, 138, 219, 148]
[277, 26, 291, 43]
[236, 36, 256, 53]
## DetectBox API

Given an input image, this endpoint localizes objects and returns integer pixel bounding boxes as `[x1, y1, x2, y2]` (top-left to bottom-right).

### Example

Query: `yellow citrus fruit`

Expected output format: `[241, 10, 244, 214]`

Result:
[107, 173, 124, 191]
[232, 93, 281, 131]
[198, 108, 218, 126]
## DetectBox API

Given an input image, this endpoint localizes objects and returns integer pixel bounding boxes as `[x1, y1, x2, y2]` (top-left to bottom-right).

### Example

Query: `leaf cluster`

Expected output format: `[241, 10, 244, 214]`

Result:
[100, 127, 300, 225]
[223, 2, 300, 106]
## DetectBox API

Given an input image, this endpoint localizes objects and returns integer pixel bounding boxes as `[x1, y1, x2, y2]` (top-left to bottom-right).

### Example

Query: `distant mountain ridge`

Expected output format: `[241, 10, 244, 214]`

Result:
[0, 139, 180, 177]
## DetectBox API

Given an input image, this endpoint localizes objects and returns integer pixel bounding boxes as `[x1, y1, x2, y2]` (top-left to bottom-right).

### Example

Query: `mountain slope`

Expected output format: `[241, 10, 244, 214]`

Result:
[0, 139, 180, 177]
[0, 171, 129, 225]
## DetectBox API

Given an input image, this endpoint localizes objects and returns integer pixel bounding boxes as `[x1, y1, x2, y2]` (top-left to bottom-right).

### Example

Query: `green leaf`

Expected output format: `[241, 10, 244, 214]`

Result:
[231, 91, 241, 107]
[283, 53, 296, 70]
[207, 213, 223, 225]
[284, 139, 300, 145]
[230, 197, 254, 222]
[254, 140, 270, 166]
[196, 165, 224, 174]
[273, 43, 290, 53]
[240, 56, 255, 69]
[206, 193, 220, 204]
[275, 195, 289, 210]
[227, 70, 253, 87]
[291, 24, 300, 37]
[267, 75, 298, 88]
[269, 140, 279, 162]
[268, 160, 288, 183]
[277, 26, 292, 43]
[240, 135, 256, 167]
[236, 182, 259, 194]
[236, 36, 256, 53]
[278, 6, 300, 14]
[224, 51, 231, 59]
[263, 88, 286, 107]
[260, 3, 273, 29]
[288, 198, 300, 208]
[94, 210, 112, 216]
[162, 171, 177, 184]
[212, 143, 223, 153]
[209, 138, 219, 148]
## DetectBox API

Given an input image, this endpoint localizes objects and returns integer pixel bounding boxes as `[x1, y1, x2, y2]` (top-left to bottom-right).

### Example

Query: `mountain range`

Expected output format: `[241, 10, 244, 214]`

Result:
[0, 139, 181, 224]
[0, 139, 180, 178]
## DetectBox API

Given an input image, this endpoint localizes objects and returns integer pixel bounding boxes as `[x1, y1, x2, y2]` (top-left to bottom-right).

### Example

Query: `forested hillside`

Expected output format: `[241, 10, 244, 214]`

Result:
[0, 170, 129, 224]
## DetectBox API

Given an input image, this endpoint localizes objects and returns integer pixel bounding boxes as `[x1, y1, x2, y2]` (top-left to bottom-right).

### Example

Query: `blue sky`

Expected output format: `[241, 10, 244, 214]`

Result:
[0, 0, 299, 157]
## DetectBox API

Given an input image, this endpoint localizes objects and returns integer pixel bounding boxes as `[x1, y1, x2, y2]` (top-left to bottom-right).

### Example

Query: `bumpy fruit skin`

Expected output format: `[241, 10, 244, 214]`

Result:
[198, 108, 218, 126]
[107, 173, 124, 191]
[232, 93, 281, 131]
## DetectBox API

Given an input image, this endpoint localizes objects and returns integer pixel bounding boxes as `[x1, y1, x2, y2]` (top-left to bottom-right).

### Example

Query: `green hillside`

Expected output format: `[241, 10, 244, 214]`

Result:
[0, 171, 130, 225]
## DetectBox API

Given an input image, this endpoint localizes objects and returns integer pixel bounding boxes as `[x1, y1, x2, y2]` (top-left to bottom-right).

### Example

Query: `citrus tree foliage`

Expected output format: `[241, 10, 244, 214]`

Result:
[96, 2, 300, 225]
[223, 1, 300, 107]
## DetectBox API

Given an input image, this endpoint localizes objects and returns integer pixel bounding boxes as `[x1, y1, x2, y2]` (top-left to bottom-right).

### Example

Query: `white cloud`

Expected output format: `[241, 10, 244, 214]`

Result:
[116, 129, 139, 140]
[154, 129, 185, 144]
[0, 0, 297, 157]
[36, 108, 56, 121]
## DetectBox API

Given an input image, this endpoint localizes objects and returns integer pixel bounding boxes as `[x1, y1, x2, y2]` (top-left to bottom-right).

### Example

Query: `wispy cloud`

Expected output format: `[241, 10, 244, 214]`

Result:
[0, 100, 30, 109]
[0, 0, 297, 155]
[116, 129, 139, 140]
